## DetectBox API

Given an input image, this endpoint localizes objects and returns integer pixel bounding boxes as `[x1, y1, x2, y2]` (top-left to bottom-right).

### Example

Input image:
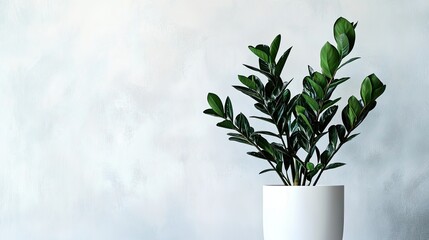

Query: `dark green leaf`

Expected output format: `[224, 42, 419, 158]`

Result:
[216, 120, 235, 129]
[254, 135, 274, 156]
[320, 42, 341, 78]
[229, 136, 251, 145]
[243, 64, 274, 80]
[325, 162, 346, 170]
[259, 168, 276, 174]
[225, 97, 233, 120]
[307, 78, 324, 99]
[233, 85, 262, 102]
[336, 125, 346, 142]
[328, 125, 338, 147]
[338, 57, 360, 70]
[275, 47, 292, 77]
[302, 93, 320, 112]
[207, 93, 224, 117]
[313, 72, 328, 90]
[348, 96, 363, 117]
[330, 77, 350, 88]
[334, 17, 356, 57]
[249, 46, 270, 63]
[254, 103, 270, 115]
[270, 34, 281, 61]
[247, 151, 275, 162]
[368, 74, 386, 100]
[308, 65, 315, 76]
[238, 75, 257, 90]
[235, 113, 250, 135]
[254, 131, 280, 138]
[341, 106, 352, 131]
[336, 33, 349, 58]
[250, 116, 275, 124]
[360, 77, 372, 106]
[321, 97, 341, 112]
[319, 105, 338, 131]
[344, 133, 360, 143]
[203, 109, 222, 118]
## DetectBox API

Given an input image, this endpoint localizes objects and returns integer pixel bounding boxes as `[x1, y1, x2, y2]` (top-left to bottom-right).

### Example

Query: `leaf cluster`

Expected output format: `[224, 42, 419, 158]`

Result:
[204, 17, 386, 186]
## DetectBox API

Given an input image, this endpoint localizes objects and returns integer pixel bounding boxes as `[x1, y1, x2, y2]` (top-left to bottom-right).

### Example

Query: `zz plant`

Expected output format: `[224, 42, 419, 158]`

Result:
[204, 17, 386, 186]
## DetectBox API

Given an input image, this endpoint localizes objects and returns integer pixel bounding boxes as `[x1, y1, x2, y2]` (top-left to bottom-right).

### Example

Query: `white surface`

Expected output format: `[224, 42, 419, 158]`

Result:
[263, 186, 344, 240]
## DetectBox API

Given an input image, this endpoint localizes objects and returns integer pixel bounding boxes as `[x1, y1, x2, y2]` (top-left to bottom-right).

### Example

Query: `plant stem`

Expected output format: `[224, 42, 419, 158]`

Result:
[312, 132, 351, 186]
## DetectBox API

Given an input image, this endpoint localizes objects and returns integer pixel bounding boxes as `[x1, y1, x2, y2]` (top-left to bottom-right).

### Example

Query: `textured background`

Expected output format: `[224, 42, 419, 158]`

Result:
[0, 0, 428, 239]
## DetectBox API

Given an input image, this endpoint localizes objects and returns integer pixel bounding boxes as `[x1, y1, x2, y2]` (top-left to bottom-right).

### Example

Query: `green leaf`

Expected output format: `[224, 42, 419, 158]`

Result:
[233, 86, 262, 102]
[235, 113, 250, 135]
[360, 77, 372, 106]
[249, 46, 270, 63]
[229, 136, 251, 145]
[307, 78, 324, 99]
[338, 57, 360, 70]
[343, 133, 360, 143]
[243, 64, 274, 80]
[330, 77, 350, 88]
[259, 168, 276, 175]
[320, 42, 341, 78]
[336, 33, 349, 58]
[348, 96, 363, 117]
[247, 151, 275, 162]
[325, 162, 346, 170]
[313, 72, 328, 90]
[275, 47, 292, 77]
[250, 116, 275, 124]
[270, 34, 281, 61]
[254, 131, 280, 138]
[254, 135, 274, 156]
[336, 124, 347, 142]
[341, 106, 352, 131]
[328, 125, 338, 147]
[334, 17, 356, 57]
[306, 162, 315, 171]
[298, 113, 313, 133]
[368, 74, 386, 100]
[238, 75, 257, 90]
[203, 109, 223, 118]
[308, 65, 315, 76]
[319, 105, 338, 131]
[216, 120, 235, 129]
[207, 93, 224, 117]
[225, 97, 233, 120]
[321, 97, 341, 112]
[302, 93, 319, 112]
[254, 103, 270, 115]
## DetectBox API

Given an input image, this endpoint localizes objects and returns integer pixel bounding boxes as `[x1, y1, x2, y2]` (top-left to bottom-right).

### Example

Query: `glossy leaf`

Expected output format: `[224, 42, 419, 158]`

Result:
[338, 57, 360, 70]
[325, 162, 346, 170]
[207, 93, 224, 117]
[270, 34, 281, 60]
[302, 93, 319, 112]
[259, 168, 276, 174]
[320, 105, 338, 131]
[360, 77, 372, 106]
[225, 97, 233, 120]
[249, 46, 270, 63]
[233, 86, 262, 102]
[229, 136, 251, 145]
[334, 17, 356, 57]
[203, 109, 222, 118]
[216, 120, 235, 129]
[320, 42, 341, 78]
[275, 47, 292, 77]
[238, 75, 257, 90]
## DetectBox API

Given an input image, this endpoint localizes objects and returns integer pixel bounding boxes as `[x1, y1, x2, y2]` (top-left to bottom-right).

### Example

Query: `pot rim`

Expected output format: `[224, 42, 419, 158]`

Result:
[263, 185, 344, 187]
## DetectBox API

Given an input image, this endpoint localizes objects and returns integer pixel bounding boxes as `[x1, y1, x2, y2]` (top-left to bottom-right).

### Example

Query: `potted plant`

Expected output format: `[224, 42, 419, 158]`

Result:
[204, 17, 386, 240]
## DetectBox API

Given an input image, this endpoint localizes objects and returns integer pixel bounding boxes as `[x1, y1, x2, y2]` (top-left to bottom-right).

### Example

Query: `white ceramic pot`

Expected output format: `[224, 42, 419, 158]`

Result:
[263, 185, 344, 240]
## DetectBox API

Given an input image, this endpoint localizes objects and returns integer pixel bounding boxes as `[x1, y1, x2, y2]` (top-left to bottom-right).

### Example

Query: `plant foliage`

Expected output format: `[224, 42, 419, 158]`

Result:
[204, 17, 386, 186]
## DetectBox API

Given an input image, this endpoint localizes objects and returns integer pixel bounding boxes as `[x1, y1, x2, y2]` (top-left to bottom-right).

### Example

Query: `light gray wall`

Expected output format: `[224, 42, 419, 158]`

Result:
[0, 0, 428, 239]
